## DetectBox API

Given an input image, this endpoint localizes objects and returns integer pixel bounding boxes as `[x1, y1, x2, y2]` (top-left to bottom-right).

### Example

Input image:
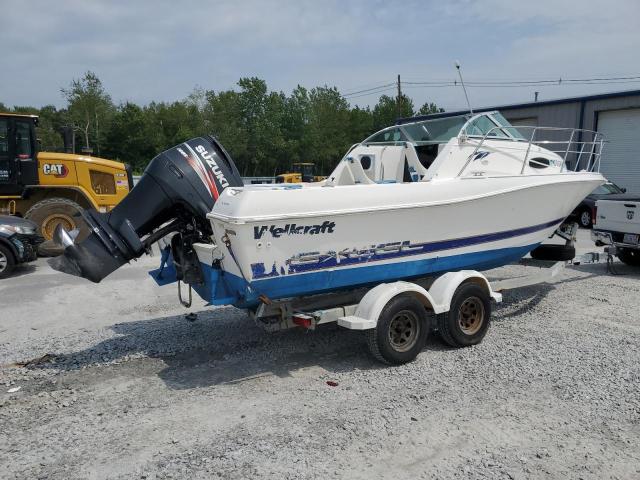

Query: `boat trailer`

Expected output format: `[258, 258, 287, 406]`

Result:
[247, 258, 569, 364]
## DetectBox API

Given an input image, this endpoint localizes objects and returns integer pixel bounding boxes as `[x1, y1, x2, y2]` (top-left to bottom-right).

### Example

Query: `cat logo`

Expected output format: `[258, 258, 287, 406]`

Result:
[628, 210, 635, 220]
[43, 163, 69, 178]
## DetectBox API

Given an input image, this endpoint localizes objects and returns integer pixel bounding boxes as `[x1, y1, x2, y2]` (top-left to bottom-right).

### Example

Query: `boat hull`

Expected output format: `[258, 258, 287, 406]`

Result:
[202, 173, 604, 307]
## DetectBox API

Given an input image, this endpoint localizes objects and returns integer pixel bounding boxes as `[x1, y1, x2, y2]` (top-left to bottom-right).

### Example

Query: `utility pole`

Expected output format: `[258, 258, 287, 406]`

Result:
[397, 74, 402, 119]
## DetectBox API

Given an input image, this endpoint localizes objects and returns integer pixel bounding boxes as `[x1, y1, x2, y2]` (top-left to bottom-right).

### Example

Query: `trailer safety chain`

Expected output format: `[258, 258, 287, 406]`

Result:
[178, 280, 192, 308]
[606, 253, 623, 276]
[602, 246, 625, 276]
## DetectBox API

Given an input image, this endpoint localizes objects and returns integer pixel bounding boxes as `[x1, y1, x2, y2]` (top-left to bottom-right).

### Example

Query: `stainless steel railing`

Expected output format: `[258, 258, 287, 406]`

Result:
[457, 125, 605, 177]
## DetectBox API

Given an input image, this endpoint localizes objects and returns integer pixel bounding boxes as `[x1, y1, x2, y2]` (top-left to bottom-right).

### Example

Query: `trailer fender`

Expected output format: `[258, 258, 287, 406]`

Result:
[428, 270, 502, 313]
[338, 281, 437, 330]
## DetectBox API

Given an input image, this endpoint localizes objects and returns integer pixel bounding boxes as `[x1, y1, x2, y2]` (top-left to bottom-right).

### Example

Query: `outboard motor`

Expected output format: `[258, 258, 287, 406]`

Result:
[48, 136, 243, 282]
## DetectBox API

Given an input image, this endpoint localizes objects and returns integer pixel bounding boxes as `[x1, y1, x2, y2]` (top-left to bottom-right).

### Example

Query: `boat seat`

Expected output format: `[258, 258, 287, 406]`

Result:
[326, 144, 429, 186]
[404, 144, 429, 181]
[349, 156, 375, 184]
[378, 146, 406, 182]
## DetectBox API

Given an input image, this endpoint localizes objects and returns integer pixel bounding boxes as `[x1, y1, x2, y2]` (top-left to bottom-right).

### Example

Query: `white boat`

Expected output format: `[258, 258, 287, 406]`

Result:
[193, 111, 605, 307]
[50, 111, 605, 310]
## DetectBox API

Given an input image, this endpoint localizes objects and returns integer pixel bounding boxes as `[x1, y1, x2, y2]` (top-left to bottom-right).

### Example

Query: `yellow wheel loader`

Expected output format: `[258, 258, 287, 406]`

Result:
[275, 162, 325, 183]
[0, 113, 132, 252]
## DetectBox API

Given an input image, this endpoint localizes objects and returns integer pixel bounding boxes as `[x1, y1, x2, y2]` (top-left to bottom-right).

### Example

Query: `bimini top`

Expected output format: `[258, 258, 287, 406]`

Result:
[362, 111, 526, 146]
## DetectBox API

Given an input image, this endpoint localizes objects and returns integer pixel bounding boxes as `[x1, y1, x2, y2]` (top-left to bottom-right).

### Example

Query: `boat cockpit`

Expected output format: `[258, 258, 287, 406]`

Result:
[325, 111, 603, 186]
[327, 112, 528, 186]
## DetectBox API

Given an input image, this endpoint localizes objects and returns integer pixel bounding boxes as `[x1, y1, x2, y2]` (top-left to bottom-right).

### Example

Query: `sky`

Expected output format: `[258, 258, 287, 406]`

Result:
[2, 0, 640, 112]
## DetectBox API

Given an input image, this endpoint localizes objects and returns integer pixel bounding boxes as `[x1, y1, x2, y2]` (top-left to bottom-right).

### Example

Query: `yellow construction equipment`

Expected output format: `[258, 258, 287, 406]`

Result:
[0, 113, 131, 242]
[275, 162, 324, 183]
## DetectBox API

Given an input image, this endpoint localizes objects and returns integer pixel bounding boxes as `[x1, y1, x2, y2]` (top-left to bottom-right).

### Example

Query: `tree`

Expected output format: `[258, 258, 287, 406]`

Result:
[11, 73, 443, 176]
[61, 71, 114, 154]
[306, 86, 351, 175]
[10, 104, 66, 151]
[348, 106, 374, 145]
[281, 86, 311, 168]
[417, 102, 444, 116]
[103, 103, 157, 172]
[202, 89, 249, 173]
[372, 94, 414, 131]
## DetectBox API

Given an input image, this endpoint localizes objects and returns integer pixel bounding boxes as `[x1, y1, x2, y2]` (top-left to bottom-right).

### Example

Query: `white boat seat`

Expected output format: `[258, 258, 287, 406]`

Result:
[327, 144, 431, 186]
[378, 146, 405, 182]
[348, 156, 375, 184]
[404, 144, 430, 181]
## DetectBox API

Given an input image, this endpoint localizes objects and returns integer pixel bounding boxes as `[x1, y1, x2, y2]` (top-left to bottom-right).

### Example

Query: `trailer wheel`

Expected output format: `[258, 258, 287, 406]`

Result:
[437, 283, 491, 348]
[366, 295, 428, 365]
[618, 248, 640, 267]
[530, 244, 575, 261]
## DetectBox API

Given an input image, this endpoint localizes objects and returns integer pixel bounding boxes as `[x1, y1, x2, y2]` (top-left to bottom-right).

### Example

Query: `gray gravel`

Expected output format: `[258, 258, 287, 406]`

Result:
[1, 232, 640, 479]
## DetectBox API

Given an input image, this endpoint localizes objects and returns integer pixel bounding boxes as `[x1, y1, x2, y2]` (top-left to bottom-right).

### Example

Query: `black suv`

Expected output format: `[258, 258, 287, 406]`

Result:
[0, 215, 44, 278]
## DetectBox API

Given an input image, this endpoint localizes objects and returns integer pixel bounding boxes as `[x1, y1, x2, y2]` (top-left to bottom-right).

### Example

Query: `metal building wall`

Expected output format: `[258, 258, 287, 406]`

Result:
[499, 96, 640, 174]
[501, 103, 584, 166]
[581, 95, 640, 192]
[582, 95, 640, 131]
[502, 102, 581, 129]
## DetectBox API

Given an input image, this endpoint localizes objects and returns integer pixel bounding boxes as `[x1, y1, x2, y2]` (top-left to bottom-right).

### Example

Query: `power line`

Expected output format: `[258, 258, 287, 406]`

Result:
[403, 79, 640, 88]
[342, 82, 395, 97]
[340, 73, 640, 103]
[343, 86, 396, 99]
[340, 80, 398, 94]
[403, 74, 640, 86]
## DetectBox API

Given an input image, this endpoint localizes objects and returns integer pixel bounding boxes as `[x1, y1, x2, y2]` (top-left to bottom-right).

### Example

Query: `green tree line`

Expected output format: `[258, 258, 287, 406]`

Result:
[1, 72, 443, 176]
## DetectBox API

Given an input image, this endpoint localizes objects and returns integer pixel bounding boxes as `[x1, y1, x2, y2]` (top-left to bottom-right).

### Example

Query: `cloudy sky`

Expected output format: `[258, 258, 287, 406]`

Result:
[2, 0, 640, 111]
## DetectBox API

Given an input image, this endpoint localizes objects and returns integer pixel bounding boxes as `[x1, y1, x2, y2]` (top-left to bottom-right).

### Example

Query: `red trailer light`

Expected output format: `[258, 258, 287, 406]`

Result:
[292, 314, 313, 329]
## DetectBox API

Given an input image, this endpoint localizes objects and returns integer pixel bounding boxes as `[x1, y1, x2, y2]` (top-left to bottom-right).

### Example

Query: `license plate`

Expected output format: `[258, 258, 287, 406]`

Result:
[623, 233, 639, 245]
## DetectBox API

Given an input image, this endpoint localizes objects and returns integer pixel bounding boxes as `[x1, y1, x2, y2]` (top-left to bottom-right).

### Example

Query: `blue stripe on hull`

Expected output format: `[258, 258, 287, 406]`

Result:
[253, 217, 563, 279]
[196, 242, 540, 308]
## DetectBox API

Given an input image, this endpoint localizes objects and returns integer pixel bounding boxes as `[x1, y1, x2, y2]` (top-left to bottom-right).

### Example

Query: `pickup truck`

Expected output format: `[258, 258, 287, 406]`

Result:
[592, 195, 640, 266]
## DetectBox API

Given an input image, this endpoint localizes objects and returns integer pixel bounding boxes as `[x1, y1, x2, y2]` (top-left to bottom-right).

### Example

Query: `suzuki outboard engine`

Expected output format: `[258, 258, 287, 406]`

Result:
[49, 136, 243, 282]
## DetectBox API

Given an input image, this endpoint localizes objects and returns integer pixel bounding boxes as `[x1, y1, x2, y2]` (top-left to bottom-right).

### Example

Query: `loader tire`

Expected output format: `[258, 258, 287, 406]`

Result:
[25, 198, 87, 256]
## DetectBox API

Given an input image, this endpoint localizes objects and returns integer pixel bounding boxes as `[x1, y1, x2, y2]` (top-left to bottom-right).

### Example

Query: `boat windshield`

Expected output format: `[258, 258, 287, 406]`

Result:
[400, 116, 468, 144]
[363, 111, 526, 145]
[483, 112, 526, 140]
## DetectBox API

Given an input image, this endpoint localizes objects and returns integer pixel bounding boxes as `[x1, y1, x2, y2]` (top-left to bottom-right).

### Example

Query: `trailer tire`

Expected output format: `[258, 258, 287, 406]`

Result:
[366, 295, 428, 365]
[25, 198, 87, 256]
[530, 244, 575, 261]
[618, 248, 640, 267]
[437, 283, 491, 348]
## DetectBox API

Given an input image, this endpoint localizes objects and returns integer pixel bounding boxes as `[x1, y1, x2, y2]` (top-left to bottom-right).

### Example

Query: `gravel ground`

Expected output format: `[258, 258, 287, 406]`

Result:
[1, 231, 640, 479]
